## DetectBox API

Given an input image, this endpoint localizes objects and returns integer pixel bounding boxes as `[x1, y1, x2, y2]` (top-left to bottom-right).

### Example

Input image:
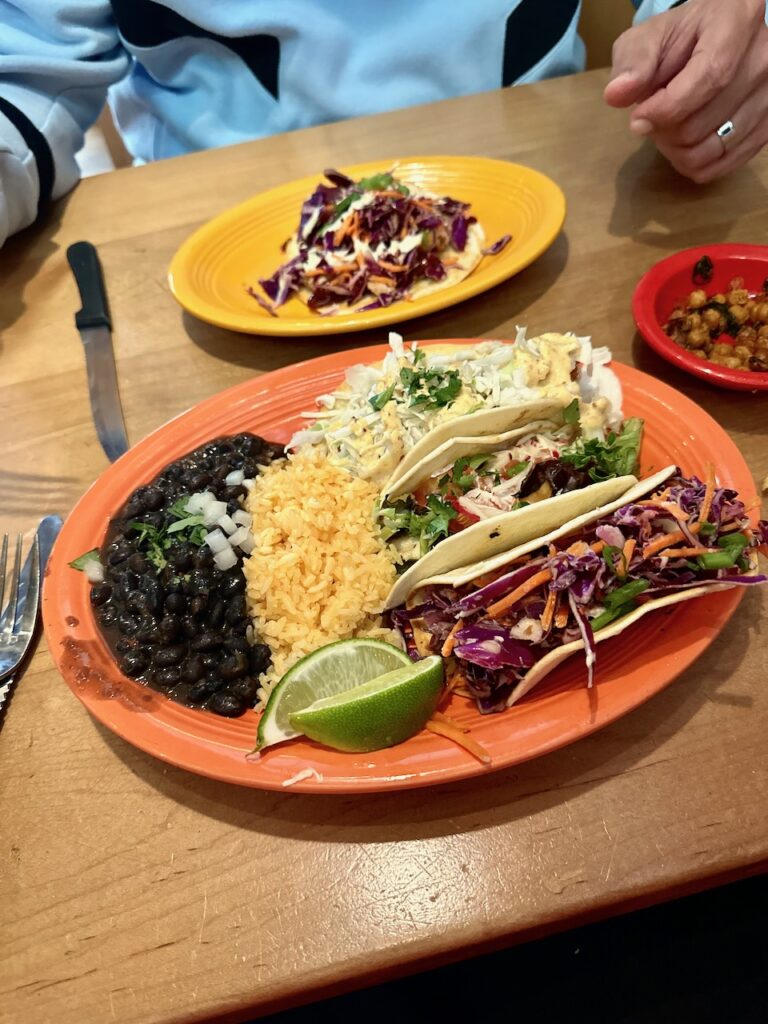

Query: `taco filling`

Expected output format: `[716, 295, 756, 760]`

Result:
[252, 167, 510, 316]
[391, 471, 768, 713]
[379, 416, 644, 563]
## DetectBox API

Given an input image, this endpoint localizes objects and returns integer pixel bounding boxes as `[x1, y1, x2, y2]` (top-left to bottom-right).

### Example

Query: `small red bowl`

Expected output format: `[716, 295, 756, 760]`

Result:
[633, 243, 768, 392]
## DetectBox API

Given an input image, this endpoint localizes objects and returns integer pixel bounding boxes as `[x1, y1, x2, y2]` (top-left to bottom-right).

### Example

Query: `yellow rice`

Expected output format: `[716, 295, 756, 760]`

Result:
[243, 448, 399, 705]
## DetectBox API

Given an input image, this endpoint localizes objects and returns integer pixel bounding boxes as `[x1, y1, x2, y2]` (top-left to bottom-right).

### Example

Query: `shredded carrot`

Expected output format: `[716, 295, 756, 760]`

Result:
[368, 275, 395, 286]
[442, 256, 459, 267]
[441, 620, 464, 658]
[657, 546, 718, 558]
[426, 719, 491, 765]
[591, 540, 606, 554]
[622, 537, 636, 566]
[720, 520, 745, 533]
[555, 604, 570, 629]
[541, 589, 557, 631]
[548, 543, 558, 558]
[376, 260, 408, 273]
[303, 267, 328, 278]
[699, 463, 716, 523]
[374, 189, 408, 199]
[431, 710, 469, 732]
[643, 524, 700, 558]
[566, 540, 588, 556]
[486, 568, 553, 619]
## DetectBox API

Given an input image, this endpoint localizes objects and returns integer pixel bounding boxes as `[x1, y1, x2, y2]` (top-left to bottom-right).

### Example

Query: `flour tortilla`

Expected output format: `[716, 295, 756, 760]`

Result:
[385, 473, 640, 611]
[403, 465, 758, 707]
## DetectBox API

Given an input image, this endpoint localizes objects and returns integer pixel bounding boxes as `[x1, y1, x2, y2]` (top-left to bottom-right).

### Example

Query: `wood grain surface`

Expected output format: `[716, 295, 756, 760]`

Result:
[1, 70, 767, 1024]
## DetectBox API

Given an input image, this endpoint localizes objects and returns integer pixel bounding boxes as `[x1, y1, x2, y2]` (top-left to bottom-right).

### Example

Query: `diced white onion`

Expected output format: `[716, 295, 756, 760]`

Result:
[186, 490, 214, 514]
[238, 534, 255, 555]
[84, 560, 104, 584]
[202, 500, 228, 526]
[204, 529, 230, 554]
[225, 469, 245, 487]
[217, 514, 237, 535]
[242, 478, 256, 492]
[229, 526, 250, 547]
[232, 510, 252, 527]
[213, 547, 238, 571]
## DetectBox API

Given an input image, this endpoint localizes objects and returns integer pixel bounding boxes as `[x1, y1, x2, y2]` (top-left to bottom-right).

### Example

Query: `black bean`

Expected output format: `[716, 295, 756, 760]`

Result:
[120, 650, 148, 676]
[98, 606, 118, 627]
[249, 643, 272, 675]
[128, 553, 148, 574]
[154, 645, 186, 667]
[90, 583, 113, 607]
[108, 541, 131, 566]
[136, 625, 162, 645]
[209, 692, 246, 717]
[165, 592, 186, 615]
[220, 651, 248, 680]
[154, 666, 181, 689]
[192, 549, 213, 570]
[223, 485, 247, 504]
[115, 636, 138, 654]
[181, 619, 199, 639]
[159, 616, 181, 642]
[221, 573, 246, 596]
[208, 599, 225, 629]
[240, 458, 258, 478]
[226, 594, 246, 622]
[127, 591, 150, 615]
[124, 495, 144, 518]
[231, 678, 258, 703]
[189, 594, 208, 617]
[170, 549, 193, 572]
[186, 681, 209, 704]
[180, 657, 205, 684]
[230, 619, 249, 636]
[224, 636, 249, 653]
[191, 632, 221, 652]
[201, 654, 221, 672]
[189, 472, 213, 491]
[118, 612, 140, 635]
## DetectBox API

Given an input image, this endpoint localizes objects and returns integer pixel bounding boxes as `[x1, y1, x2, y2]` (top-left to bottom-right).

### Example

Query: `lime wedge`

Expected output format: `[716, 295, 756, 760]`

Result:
[256, 639, 412, 751]
[288, 655, 444, 753]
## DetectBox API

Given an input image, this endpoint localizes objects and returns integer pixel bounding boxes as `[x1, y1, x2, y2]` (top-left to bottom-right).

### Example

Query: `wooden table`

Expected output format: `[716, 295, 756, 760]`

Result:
[2, 69, 767, 1024]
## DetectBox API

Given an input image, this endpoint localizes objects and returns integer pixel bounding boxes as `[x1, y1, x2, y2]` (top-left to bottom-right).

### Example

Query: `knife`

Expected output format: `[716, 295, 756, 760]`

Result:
[66, 241, 129, 463]
[0, 515, 63, 719]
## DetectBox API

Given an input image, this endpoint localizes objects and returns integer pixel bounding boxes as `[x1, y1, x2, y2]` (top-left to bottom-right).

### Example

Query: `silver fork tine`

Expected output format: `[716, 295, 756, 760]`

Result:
[0, 534, 8, 616]
[2, 534, 23, 637]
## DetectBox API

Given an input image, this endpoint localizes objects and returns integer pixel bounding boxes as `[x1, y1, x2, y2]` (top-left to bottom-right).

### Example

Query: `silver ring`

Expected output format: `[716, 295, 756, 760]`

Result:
[716, 119, 735, 153]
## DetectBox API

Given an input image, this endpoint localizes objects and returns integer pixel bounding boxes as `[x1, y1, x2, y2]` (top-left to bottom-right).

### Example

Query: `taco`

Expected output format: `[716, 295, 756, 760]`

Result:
[391, 467, 767, 712]
[252, 167, 510, 317]
[381, 413, 644, 609]
[290, 331, 624, 488]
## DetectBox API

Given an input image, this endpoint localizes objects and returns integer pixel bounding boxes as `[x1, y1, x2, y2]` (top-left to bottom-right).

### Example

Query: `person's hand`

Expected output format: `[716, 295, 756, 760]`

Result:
[604, 0, 768, 183]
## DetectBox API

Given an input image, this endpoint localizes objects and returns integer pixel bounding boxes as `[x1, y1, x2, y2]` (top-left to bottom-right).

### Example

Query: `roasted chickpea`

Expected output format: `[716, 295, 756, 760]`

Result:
[701, 307, 721, 330]
[728, 304, 749, 325]
[736, 326, 757, 347]
[734, 345, 752, 363]
[758, 325, 768, 339]
[712, 293, 727, 304]
[721, 356, 742, 369]
[686, 327, 710, 349]
[754, 302, 768, 321]
[683, 313, 703, 331]
[688, 289, 707, 309]
[712, 342, 733, 356]
[746, 299, 758, 319]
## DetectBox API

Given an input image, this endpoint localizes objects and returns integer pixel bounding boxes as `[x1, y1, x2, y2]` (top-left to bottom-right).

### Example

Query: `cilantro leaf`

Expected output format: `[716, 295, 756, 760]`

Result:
[563, 399, 580, 425]
[560, 418, 643, 482]
[369, 382, 396, 411]
[400, 365, 462, 410]
[452, 453, 493, 491]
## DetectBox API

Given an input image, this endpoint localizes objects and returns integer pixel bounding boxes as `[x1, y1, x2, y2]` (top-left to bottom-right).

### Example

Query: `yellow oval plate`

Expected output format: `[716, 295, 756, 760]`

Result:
[168, 156, 566, 336]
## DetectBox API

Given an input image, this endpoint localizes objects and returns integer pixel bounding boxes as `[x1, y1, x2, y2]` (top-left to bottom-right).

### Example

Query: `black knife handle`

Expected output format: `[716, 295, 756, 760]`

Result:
[66, 241, 112, 331]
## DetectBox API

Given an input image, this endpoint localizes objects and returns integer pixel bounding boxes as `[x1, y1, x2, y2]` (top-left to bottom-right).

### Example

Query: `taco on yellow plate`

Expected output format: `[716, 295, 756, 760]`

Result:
[251, 167, 510, 317]
[390, 466, 767, 712]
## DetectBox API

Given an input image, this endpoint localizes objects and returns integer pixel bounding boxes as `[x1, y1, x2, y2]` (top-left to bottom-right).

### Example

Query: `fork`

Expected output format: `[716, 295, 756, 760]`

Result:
[0, 532, 41, 683]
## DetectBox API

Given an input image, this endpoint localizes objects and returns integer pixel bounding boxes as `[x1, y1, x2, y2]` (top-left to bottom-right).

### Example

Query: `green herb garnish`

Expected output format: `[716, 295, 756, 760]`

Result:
[452, 454, 493, 491]
[560, 418, 644, 482]
[69, 549, 102, 572]
[378, 495, 457, 557]
[399, 364, 462, 410]
[369, 382, 396, 411]
[563, 399, 580, 425]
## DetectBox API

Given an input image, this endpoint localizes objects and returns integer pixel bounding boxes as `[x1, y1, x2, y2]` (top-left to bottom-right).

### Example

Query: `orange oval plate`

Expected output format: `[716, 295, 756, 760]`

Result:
[167, 156, 566, 335]
[43, 343, 755, 793]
